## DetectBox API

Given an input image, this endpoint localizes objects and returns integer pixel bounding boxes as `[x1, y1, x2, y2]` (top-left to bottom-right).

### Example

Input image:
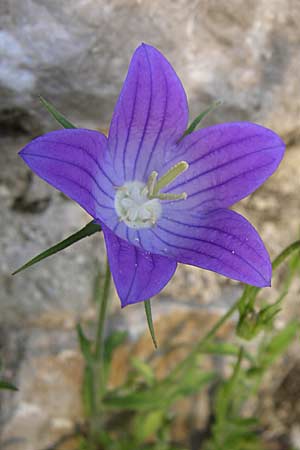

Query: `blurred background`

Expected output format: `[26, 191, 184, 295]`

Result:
[0, 1, 299, 449]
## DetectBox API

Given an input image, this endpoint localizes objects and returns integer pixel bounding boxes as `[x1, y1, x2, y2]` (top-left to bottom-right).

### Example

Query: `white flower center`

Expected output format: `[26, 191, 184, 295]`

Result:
[114, 161, 189, 229]
[115, 182, 162, 229]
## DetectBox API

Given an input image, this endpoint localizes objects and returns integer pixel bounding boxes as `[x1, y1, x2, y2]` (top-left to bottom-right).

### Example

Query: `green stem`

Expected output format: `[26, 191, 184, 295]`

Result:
[272, 239, 300, 270]
[166, 240, 300, 383]
[88, 259, 111, 444]
[166, 290, 248, 382]
[95, 260, 111, 361]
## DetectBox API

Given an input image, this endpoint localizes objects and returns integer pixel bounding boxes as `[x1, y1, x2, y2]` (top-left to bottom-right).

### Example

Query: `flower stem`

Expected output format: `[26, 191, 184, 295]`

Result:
[166, 240, 300, 382]
[95, 260, 111, 362]
[88, 259, 111, 444]
[166, 290, 247, 382]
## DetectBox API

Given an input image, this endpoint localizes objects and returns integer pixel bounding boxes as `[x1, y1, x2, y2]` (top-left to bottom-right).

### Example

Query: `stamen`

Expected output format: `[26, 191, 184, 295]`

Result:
[152, 161, 189, 195]
[156, 192, 187, 200]
[114, 161, 189, 229]
[147, 171, 158, 197]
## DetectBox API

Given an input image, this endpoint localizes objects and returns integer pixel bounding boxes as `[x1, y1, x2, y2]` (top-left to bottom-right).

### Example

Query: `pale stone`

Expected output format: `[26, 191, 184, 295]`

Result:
[0, 0, 299, 135]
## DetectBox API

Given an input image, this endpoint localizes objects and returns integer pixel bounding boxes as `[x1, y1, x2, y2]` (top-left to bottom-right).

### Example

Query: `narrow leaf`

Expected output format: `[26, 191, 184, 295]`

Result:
[200, 341, 255, 363]
[12, 221, 101, 275]
[104, 330, 128, 365]
[179, 99, 222, 141]
[272, 239, 300, 271]
[259, 321, 299, 369]
[131, 357, 156, 385]
[144, 299, 158, 349]
[0, 379, 18, 391]
[39, 96, 77, 129]
[238, 240, 300, 316]
[76, 323, 93, 365]
[82, 365, 95, 417]
[133, 410, 164, 444]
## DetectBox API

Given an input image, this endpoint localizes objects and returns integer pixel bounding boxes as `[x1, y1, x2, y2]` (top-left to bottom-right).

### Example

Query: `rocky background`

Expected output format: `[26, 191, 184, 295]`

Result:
[0, 1, 300, 449]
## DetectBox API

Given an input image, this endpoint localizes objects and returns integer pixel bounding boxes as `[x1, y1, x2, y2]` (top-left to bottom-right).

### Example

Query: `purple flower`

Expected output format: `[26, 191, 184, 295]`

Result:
[19, 44, 285, 307]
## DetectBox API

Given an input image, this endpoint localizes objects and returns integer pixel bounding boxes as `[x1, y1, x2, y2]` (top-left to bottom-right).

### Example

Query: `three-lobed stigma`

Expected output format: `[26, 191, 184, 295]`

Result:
[114, 161, 189, 229]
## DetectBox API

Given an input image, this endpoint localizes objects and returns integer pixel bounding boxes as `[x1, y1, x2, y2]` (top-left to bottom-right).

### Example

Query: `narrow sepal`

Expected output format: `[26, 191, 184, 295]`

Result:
[179, 100, 222, 141]
[39, 96, 76, 129]
[12, 221, 101, 275]
[144, 299, 158, 348]
[0, 380, 18, 391]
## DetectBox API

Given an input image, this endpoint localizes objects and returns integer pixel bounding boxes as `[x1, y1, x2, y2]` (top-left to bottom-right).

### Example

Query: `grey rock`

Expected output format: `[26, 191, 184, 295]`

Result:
[0, 0, 299, 135]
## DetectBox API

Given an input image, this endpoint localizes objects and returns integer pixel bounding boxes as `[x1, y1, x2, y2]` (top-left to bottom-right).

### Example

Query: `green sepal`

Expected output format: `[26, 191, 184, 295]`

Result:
[0, 379, 18, 391]
[39, 96, 77, 129]
[179, 99, 222, 141]
[144, 299, 158, 349]
[12, 221, 101, 275]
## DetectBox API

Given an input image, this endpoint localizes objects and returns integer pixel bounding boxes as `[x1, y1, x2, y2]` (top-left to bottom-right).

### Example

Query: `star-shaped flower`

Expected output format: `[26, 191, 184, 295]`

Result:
[19, 44, 285, 307]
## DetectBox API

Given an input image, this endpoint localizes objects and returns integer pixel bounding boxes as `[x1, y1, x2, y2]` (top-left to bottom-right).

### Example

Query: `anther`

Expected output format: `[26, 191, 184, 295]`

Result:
[156, 192, 187, 201]
[152, 161, 189, 195]
[147, 171, 158, 197]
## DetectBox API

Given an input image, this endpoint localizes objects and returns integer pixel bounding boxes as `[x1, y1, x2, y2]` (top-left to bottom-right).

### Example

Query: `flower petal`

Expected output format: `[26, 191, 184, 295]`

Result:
[135, 209, 271, 287]
[19, 129, 117, 221]
[165, 122, 285, 211]
[108, 43, 188, 183]
[102, 224, 177, 307]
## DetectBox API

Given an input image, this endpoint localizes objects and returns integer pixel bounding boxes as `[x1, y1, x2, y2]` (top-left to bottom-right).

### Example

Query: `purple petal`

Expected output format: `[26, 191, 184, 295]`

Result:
[164, 122, 285, 211]
[108, 43, 188, 183]
[102, 224, 177, 307]
[134, 209, 271, 287]
[19, 129, 118, 221]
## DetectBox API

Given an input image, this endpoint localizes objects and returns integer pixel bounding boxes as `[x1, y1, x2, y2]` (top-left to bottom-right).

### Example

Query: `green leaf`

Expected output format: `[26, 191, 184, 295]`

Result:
[103, 387, 167, 411]
[104, 330, 128, 365]
[39, 96, 77, 129]
[103, 330, 128, 382]
[130, 357, 156, 386]
[144, 299, 158, 349]
[12, 221, 101, 275]
[133, 410, 164, 445]
[173, 371, 216, 397]
[272, 239, 300, 271]
[0, 379, 18, 391]
[200, 341, 255, 363]
[179, 100, 222, 141]
[82, 365, 95, 417]
[237, 240, 300, 336]
[104, 371, 214, 411]
[258, 320, 299, 369]
[76, 323, 93, 366]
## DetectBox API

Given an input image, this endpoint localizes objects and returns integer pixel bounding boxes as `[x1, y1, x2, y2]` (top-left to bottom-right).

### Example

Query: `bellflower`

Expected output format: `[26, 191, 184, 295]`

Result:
[19, 44, 285, 307]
